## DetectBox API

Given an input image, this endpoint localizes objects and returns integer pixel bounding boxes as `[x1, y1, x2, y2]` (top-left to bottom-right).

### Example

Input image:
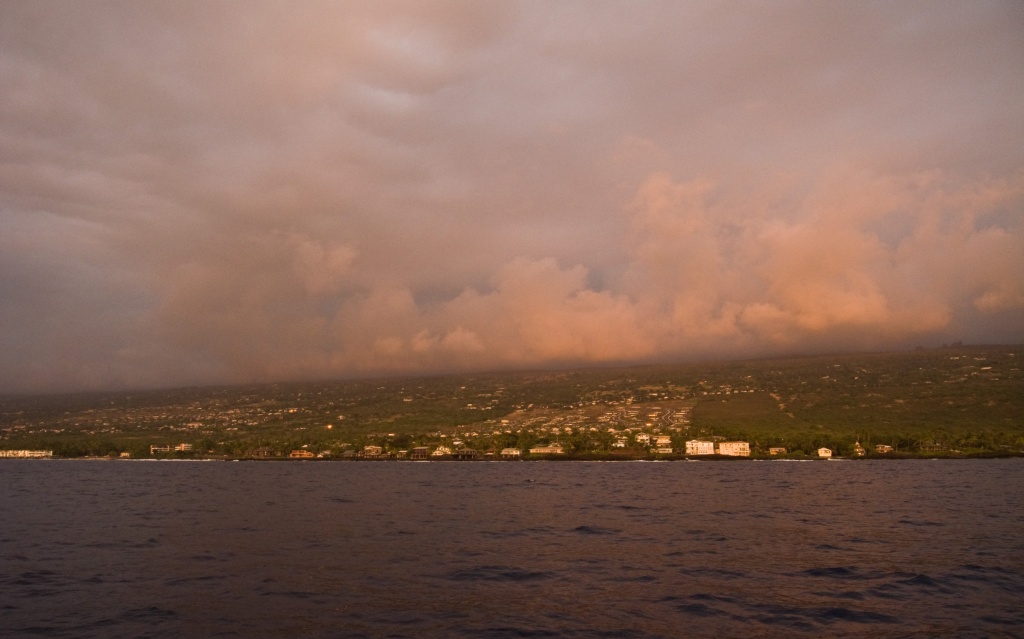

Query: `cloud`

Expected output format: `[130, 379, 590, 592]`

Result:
[1, 2, 1022, 392]
[291, 237, 358, 296]
[619, 167, 1023, 354]
[444, 257, 655, 364]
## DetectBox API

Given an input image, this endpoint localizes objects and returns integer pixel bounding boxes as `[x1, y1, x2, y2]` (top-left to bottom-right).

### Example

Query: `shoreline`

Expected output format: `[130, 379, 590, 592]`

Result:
[5, 452, 1022, 463]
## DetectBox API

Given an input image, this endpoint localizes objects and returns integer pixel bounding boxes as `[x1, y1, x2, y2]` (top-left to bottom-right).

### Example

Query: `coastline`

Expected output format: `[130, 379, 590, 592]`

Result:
[6, 452, 1022, 463]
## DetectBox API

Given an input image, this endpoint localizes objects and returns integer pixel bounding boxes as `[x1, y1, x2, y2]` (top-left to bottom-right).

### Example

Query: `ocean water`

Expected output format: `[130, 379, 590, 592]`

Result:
[1, 459, 1022, 638]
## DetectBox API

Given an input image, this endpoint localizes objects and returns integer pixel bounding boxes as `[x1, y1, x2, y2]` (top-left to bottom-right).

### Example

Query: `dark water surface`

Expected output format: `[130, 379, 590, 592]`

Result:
[2, 459, 1022, 638]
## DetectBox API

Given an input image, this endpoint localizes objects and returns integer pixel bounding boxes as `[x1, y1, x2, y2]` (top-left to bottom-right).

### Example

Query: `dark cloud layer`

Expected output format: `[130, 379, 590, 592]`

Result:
[2, 1, 1022, 392]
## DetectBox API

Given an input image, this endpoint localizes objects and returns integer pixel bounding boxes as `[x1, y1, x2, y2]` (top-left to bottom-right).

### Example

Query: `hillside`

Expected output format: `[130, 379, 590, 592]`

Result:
[1, 345, 1020, 458]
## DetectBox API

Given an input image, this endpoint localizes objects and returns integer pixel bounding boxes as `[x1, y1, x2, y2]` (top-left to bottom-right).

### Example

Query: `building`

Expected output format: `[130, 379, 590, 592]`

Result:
[769, 447, 787, 456]
[150, 445, 171, 454]
[528, 443, 565, 455]
[289, 449, 315, 458]
[685, 440, 715, 455]
[852, 441, 866, 456]
[0, 450, 53, 458]
[635, 433, 651, 445]
[500, 448, 522, 459]
[451, 448, 479, 460]
[411, 447, 430, 460]
[362, 445, 383, 457]
[654, 434, 672, 447]
[654, 447, 673, 454]
[817, 447, 833, 458]
[716, 441, 750, 457]
[431, 446, 452, 457]
[174, 443, 193, 452]
[875, 444, 894, 454]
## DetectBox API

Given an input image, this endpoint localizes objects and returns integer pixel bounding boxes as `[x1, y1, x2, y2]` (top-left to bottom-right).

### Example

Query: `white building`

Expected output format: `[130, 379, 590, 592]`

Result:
[685, 440, 715, 455]
[529, 443, 565, 455]
[818, 447, 833, 458]
[0, 450, 53, 458]
[716, 441, 750, 457]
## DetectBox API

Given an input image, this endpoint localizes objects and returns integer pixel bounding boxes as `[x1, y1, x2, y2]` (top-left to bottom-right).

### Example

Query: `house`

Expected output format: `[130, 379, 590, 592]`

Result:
[500, 448, 522, 459]
[685, 440, 715, 455]
[411, 447, 430, 460]
[852, 441, 866, 456]
[431, 446, 452, 457]
[655, 447, 673, 454]
[635, 433, 651, 445]
[452, 449, 479, 460]
[362, 445, 383, 457]
[174, 443, 193, 452]
[150, 445, 171, 454]
[613, 437, 628, 448]
[529, 443, 565, 455]
[289, 449, 315, 458]
[817, 447, 832, 458]
[875, 444, 894, 454]
[654, 434, 672, 447]
[769, 447, 787, 456]
[716, 441, 750, 457]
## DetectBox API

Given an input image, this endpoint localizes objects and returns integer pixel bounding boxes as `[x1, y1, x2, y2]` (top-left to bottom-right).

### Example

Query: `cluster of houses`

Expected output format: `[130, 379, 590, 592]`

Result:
[805, 441, 882, 459]
[613, 433, 677, 453]
[341, 439, 755, 460]
[0, 439, 901, 461]
[329, 438, 889, 460]
[346, 443, 577, 460]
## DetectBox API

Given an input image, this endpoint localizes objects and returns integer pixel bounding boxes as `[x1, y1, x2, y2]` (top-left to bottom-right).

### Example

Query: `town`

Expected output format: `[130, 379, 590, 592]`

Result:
[1, 344, 1021, 460]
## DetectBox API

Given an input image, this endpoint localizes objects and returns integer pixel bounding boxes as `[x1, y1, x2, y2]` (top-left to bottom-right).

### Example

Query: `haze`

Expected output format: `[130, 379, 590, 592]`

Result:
[2, 1, 1022, 393]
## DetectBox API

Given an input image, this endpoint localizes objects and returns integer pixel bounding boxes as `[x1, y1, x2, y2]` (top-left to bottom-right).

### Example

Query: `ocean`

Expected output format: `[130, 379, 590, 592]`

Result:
[2, 459, 1022, 638]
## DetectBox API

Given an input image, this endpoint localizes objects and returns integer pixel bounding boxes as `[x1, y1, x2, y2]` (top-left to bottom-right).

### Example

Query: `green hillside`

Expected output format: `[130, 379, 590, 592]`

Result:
[1, 345, 1021, 458]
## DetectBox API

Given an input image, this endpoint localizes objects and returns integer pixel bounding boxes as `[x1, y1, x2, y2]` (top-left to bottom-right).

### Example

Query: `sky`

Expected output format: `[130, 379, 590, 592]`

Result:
[2, 1, 1023, 394]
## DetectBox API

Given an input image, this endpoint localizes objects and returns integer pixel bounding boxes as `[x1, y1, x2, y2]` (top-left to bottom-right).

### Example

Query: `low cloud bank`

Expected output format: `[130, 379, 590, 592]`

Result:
[1, 2, 1021, 392]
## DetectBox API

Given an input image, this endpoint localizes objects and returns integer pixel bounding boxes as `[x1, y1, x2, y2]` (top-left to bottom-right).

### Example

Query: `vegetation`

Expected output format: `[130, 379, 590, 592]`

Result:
[1, 345, 1021, 459]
